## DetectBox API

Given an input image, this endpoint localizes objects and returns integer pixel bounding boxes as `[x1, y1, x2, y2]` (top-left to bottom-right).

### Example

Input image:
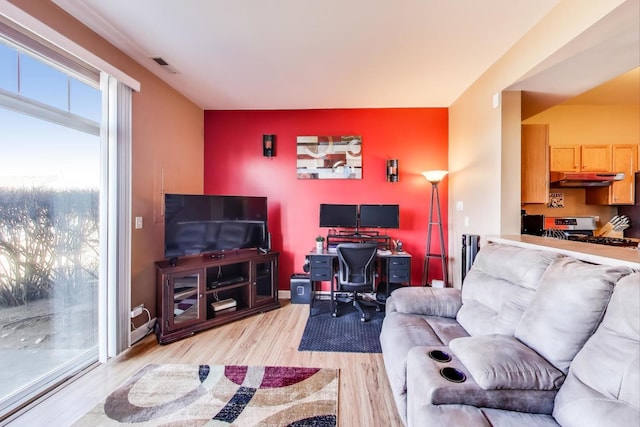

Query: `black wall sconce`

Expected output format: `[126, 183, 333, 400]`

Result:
[387, 159, 399, 182]
[263, 134, 275, 157]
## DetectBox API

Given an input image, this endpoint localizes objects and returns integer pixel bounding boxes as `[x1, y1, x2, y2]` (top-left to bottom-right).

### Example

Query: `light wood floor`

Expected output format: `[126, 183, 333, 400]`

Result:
[7, 300, 403, 426]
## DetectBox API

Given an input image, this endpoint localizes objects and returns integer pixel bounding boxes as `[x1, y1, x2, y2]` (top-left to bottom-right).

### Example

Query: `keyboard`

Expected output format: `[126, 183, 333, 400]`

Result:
[377, 249, 392, 256]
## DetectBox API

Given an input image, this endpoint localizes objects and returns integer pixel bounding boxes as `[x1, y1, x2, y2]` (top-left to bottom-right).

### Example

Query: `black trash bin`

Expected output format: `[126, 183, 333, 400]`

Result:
[290, 274, 312, 304]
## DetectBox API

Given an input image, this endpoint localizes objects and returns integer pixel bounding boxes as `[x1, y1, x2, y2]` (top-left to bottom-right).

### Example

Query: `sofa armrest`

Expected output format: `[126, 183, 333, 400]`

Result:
[386, 287, 462, 318]
[406, 346, 557, 416]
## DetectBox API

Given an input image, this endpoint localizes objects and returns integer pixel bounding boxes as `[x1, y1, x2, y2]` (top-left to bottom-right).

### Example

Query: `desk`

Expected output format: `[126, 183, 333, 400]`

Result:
[306, 249, 411, 312]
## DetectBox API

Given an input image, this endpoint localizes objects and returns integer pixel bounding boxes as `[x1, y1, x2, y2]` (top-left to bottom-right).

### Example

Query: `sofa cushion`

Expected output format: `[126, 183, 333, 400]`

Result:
[552, 272, 640, 427]
[457, 244, 561, 336]
[514, 258, 632, 373]
[450, 335, 565, 390]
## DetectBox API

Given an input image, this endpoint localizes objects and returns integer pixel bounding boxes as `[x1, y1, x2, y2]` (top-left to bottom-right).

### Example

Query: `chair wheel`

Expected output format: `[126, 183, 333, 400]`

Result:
[332, 312, 337, 317]
[361, 317, 366, 322]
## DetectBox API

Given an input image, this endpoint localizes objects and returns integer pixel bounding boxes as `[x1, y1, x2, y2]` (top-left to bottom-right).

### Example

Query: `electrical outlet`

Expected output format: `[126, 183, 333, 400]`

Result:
[131, 304, 144, 318]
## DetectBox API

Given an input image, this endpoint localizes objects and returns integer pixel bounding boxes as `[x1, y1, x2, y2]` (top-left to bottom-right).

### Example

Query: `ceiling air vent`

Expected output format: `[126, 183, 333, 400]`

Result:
[151, 57, 177, 74]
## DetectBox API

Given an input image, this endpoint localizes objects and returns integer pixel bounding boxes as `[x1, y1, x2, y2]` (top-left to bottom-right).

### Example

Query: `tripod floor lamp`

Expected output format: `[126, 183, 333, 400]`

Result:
[421, 170, 448, 287]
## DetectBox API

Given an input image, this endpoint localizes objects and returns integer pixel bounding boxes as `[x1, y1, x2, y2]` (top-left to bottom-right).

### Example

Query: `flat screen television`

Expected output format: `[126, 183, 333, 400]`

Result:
[359, 204, 400, 228]
[319, 203, 358, 228]
[164, 194, 268, 258]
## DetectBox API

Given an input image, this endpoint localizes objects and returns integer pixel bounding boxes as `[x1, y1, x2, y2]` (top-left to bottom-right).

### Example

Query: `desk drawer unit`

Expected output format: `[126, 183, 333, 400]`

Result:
[309, 256, 333, 281]
[388, 256, 410, 283]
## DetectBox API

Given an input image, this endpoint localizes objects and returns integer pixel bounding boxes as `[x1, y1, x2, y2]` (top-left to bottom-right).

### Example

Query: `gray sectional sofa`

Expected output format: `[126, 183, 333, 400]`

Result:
[380, 243, 639, 426]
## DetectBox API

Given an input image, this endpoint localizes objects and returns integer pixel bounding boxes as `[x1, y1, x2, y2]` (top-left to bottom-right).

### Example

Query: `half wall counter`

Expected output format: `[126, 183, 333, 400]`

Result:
[487, 235, 640, 270]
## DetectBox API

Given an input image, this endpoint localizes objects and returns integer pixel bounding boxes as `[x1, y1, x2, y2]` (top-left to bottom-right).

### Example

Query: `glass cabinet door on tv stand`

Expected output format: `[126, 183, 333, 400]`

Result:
[156, 250, 280, 344]
[254, 258, 278, 306]
[166, 271, 204, 331]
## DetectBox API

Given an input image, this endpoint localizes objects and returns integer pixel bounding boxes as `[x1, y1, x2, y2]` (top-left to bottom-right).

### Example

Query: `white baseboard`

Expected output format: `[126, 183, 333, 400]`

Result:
[131, 317, 156, 345]
[278, 290, 291, 299]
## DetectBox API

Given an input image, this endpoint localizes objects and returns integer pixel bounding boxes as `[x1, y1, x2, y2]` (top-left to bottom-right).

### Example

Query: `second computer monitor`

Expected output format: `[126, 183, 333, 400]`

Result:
[359, 204, 400, 229]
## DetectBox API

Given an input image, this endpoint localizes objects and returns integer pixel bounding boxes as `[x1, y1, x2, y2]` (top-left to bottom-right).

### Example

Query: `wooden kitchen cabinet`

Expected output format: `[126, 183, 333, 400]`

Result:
[521, 124, 549, 204]
[586, 144, 638, 205]
[580, 145, 610, 171]
[550, 145, 610, 172]
[550, 145, 579, 171]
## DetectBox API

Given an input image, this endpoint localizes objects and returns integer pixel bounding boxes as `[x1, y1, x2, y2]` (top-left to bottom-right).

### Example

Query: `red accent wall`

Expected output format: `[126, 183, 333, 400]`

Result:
[203, 108, 448, 290]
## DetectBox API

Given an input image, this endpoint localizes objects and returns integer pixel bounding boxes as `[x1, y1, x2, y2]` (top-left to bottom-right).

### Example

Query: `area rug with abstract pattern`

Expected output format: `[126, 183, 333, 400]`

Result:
[73, 364, 338, 426]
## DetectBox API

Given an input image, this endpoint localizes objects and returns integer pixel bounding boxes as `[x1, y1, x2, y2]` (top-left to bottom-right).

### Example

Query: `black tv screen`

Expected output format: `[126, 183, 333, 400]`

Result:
[319, 204, 358, 228]
[359, 204, 400, 228]
[164, 194, 267, 258]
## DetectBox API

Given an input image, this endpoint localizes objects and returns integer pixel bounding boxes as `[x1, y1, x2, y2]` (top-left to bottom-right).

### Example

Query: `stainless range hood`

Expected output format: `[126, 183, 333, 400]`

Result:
[549, 172, 625, 188]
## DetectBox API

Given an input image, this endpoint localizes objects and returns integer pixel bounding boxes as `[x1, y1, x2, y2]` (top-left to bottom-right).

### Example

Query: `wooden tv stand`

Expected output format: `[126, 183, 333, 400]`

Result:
[155, 250, 280, 344]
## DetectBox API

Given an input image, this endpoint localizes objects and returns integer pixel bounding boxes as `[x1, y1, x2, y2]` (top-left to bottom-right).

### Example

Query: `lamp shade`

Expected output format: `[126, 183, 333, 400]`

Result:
[422, 170, 448, 184]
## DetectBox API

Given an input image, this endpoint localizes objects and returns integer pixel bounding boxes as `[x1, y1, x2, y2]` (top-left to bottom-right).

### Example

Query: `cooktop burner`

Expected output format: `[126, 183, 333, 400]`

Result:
[567, 235, 639, 248]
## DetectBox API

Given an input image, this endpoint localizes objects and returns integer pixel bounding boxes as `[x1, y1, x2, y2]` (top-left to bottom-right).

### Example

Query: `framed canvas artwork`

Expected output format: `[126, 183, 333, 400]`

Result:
[296, 135, 362, 179]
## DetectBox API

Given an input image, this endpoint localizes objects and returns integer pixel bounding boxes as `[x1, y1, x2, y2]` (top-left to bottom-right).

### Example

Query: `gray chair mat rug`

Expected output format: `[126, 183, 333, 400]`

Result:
[298, 300, 384, 353]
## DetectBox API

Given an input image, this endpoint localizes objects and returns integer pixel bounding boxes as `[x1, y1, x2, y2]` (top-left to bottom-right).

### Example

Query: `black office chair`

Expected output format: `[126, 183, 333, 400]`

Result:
[332, 243, 379, 322]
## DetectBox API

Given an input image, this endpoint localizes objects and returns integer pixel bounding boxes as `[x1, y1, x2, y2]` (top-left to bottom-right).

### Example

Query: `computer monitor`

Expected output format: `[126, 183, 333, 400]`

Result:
[319, 204, 358, 228]
[359, 204, 400, 229]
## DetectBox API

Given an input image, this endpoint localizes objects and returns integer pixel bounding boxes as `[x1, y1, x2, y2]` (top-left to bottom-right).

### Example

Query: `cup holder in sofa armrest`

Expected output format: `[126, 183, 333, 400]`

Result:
[428, 349, 452, 363]
[440, 367, 466, 383]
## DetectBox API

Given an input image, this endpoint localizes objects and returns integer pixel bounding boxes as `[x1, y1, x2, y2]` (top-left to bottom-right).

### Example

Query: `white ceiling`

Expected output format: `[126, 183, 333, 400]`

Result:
[51, 0, 563, 110]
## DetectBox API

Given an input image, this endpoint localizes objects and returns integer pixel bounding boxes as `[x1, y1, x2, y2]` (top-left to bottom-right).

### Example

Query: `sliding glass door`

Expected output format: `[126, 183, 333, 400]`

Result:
[0, 36, 102, 415]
